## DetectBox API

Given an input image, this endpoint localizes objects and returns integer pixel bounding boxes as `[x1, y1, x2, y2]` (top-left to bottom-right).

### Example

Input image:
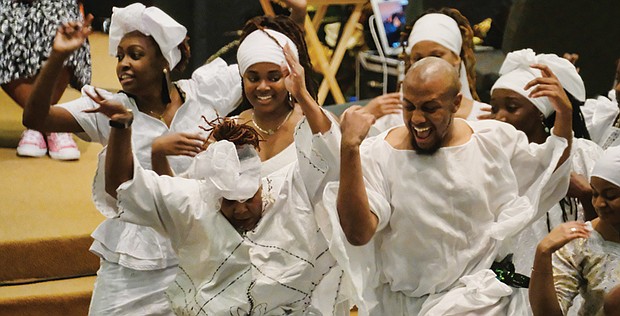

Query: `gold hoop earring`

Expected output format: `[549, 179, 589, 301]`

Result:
[162, 68, 172, 104]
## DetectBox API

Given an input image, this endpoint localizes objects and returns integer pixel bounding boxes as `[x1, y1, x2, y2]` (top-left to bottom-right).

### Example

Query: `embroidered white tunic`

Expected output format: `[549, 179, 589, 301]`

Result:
[318, 119, 571, 315]
[115, 117, 348, 315]
[553, 224, 620, 316]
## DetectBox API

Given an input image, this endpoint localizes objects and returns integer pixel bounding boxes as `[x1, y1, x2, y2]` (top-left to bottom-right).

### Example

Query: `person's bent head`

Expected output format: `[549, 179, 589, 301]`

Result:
[401, 56, 461, 155]
[590, 146, 620, 233]
[192, 118, 264, 233]
[491, 49, 587, 142]
[402, 8, 478, 100]
[108, 3, 190, 99]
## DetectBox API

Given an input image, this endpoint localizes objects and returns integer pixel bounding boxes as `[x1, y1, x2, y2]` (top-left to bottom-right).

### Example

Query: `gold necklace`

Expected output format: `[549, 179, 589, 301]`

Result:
[251, 110, 293, 136]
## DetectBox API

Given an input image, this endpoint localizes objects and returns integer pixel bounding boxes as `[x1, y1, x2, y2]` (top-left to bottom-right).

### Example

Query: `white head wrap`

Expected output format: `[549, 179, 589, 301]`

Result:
[109, 3, 187, 69]
[405, 13, 471, 99]
[591, 146, 620, 188]
[237, 29, 299, 75]
[491, 48, 585, 118]
[187, 141, 261, 202]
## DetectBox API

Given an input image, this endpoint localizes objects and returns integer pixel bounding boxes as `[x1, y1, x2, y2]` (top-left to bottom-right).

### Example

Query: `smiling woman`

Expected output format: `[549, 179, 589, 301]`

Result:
[20, 3, 243, 315]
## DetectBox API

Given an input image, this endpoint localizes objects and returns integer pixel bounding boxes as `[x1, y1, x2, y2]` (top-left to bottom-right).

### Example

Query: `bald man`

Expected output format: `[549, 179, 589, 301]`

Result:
[322, 56, 574, 315]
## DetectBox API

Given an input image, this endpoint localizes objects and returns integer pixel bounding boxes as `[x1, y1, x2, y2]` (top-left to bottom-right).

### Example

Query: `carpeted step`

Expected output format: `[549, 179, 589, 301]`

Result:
[0, 275, 96, 316]
[0, 145, 104, 283]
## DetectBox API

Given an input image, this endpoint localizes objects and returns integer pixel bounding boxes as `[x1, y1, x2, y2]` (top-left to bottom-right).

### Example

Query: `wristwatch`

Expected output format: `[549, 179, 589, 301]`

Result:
[109, 109, 134, 129]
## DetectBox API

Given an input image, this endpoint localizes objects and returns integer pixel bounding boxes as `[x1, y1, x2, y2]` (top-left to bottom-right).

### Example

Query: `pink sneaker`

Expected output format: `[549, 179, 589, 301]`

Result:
[47, 133, 80, 161]
[16, 129, 47, 157]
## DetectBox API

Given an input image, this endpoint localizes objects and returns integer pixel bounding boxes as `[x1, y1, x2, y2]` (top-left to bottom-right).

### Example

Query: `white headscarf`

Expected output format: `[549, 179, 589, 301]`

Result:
[491, 48, 585, 118]
[108, 3, 187, 69]
[591, 146, 620, 188]
[187, 141, 261, 202]
[237, 29, 299, 75]
[406, 13, 472, 100]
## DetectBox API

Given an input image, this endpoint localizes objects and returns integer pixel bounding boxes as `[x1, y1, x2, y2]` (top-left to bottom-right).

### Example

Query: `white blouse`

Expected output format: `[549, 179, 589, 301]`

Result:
[58, 58, 242, 270]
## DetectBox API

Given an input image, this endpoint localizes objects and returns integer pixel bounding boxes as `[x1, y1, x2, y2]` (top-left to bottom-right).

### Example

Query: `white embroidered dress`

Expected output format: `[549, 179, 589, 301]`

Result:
[318, 119, 571, 315]
[115, 116, 348, 315]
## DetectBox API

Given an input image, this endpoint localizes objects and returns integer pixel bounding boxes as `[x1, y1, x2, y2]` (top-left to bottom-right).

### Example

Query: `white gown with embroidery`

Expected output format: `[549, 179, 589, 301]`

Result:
[115, 117, 349, 315]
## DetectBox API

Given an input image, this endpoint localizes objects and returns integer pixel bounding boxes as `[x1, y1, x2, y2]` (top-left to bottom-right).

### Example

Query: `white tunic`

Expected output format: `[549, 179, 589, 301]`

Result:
[318, 119, 571, 315]
[582, 89, 619, 149]
[58, 58, 242, 270]
[115, 117, 349, 315]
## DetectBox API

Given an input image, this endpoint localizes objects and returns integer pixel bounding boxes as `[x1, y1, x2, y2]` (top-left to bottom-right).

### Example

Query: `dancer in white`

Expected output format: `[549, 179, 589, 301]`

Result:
[320, 56, 573, 315]
[22, 4, 242, 314]
[99, 16, 347, 315]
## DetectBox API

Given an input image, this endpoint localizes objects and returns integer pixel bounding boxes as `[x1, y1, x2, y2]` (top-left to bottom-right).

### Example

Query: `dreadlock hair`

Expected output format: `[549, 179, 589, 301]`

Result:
[399, 7, 480, 101]
[199, 116, 261, 150]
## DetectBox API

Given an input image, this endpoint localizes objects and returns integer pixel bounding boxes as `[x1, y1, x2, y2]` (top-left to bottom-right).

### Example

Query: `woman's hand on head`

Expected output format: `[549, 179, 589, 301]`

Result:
[282, 43, 307, 103]
[525, 64, 572, 116]
[537, 221, 590, 255]
[361, 92, 403, 119]
[53, 14, 94, 57]
[82, 87, 129, 118]
[152, 133, 206, 158]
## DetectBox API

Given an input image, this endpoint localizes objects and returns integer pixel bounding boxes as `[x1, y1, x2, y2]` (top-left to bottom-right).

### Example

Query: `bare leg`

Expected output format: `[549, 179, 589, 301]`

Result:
[1, 67, 71, 107]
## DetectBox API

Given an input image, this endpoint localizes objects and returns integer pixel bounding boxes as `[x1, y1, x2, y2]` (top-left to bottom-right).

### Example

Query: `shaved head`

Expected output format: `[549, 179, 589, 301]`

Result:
[406, 56, 461, 97]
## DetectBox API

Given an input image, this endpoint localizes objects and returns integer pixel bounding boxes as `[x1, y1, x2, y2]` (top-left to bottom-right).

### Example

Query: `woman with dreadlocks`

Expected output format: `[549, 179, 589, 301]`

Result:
[95, 14, 348, 316]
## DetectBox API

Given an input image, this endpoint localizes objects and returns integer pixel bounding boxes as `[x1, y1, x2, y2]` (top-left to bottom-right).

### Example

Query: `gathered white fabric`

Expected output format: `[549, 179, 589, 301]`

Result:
[237, 29, 299, 75]
[405, 13, 472, 100]
[591, 145, 620, 187]
[109, 3, 187, 69]
[491, 48, 585, 118]
[187, 141, 261, 202]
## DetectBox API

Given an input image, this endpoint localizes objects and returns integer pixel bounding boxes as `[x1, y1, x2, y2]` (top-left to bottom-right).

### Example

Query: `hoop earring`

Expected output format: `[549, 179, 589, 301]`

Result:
[288, 92, 294, 108]
[161, 68, 172, 104]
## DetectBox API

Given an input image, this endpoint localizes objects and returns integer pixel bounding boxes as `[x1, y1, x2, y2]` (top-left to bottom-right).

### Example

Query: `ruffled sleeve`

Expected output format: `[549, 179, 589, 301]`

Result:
[185, 58, 242, 117]
[115, 155, 218, 247]
[482, 121, 570, 227]
[56, 85, 120, 144]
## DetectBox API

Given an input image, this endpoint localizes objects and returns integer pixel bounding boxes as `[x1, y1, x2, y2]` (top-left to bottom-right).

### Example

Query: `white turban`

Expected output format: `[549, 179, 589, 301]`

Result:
[491, 48, 585, 118]
[237, 29, 299, 76]
[187, 141, 261, 202]
[591, 146, 620, 188]
[405, 13, 471, 99]
[108, 3, 187, 69]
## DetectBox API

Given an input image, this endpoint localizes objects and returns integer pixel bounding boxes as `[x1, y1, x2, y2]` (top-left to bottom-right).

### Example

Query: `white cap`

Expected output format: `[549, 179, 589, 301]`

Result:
[188, 141, 261, 202]
[237, 29, 299, 75]
[405, 13, 471, 100]
[491, 48, 585, 118]
[109, 3, 187, 69]
[591, 146, 620, 188]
